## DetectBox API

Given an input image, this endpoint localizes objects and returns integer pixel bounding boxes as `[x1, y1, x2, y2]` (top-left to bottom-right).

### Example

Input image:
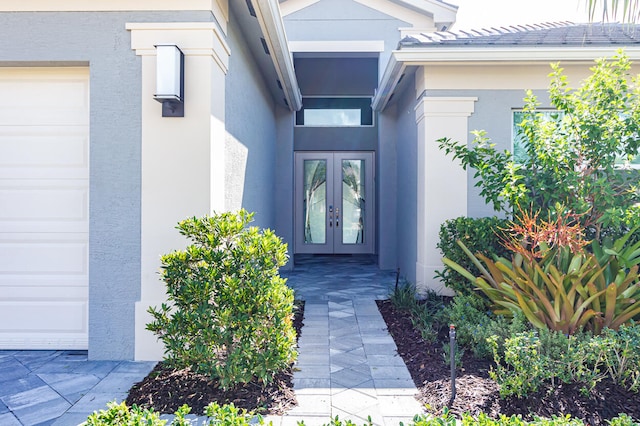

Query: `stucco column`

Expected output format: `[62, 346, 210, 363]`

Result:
[415, 95, 476, 295]
[127, 22, 230, 360]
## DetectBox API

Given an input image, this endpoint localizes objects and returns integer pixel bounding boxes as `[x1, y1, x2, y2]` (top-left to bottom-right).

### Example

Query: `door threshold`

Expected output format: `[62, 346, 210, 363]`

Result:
[293, 253, 377, 266]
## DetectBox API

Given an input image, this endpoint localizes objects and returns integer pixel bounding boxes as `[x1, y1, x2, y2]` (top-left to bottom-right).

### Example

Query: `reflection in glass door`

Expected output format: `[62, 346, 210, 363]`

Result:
[295, 152, 374, 254]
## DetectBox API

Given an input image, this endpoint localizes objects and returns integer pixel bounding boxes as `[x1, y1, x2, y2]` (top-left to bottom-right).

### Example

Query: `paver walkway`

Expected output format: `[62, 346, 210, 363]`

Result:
[0, 255, 423, 426]
[272, 255, 424, 426]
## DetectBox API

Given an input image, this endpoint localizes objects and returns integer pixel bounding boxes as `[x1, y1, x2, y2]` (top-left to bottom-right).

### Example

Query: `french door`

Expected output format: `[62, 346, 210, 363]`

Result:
[295, 152, 374, 254]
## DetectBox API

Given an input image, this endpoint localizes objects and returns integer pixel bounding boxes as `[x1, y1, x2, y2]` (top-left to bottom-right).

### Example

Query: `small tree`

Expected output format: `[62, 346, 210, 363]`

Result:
[439, 51, 640, 241]
[147, 210, 297, 390]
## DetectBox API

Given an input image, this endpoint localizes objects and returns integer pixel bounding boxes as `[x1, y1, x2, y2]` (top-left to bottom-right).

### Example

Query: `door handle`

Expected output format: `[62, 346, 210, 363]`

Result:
[329, 205, 333, 227]
[336, 207, 339, 228]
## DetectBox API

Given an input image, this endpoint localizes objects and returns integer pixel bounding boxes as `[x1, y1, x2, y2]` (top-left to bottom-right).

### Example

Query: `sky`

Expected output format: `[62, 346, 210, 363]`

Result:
[449, 0, 592, 31]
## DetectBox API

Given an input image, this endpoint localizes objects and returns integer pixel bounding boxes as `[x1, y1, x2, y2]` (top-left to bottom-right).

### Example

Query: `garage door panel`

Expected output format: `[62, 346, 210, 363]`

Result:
[0, 239, 88, 275]
[0, 280, 88, 296]
[0, 78, 88, 126]
[0, 182, 88, 233]
[0, 302, 87, 333]
[0, 127, 88, 179]
[0, 67, 89, 350]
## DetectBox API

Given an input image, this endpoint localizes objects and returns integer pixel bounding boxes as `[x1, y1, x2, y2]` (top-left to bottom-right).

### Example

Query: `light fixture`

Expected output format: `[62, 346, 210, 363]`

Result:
[154, 44, 184, 117]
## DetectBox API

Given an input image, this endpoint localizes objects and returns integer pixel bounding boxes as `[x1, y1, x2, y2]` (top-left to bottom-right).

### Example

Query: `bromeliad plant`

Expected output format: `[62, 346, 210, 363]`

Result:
[442, 211, 640, 335]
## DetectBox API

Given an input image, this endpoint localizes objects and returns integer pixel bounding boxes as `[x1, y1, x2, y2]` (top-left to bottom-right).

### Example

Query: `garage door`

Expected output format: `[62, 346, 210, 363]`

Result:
[0, 68, 89, 350]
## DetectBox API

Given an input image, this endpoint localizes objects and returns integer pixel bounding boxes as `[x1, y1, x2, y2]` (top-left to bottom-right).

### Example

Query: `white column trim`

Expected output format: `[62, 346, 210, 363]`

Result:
[415, 95, 477, 296]
[127, 22, 230, 74]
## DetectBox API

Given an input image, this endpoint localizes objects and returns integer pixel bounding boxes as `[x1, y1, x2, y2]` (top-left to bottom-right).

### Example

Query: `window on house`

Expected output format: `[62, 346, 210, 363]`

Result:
[512, 110, 640, 168]
[296, 97, 373, 127]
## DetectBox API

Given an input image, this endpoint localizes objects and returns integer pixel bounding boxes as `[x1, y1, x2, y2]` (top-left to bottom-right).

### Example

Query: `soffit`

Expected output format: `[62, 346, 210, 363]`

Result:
[231, 0, 301, 110]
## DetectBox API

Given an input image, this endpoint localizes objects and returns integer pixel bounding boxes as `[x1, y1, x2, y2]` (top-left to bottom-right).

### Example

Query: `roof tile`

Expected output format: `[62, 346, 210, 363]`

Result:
[399, 22, 640, 48]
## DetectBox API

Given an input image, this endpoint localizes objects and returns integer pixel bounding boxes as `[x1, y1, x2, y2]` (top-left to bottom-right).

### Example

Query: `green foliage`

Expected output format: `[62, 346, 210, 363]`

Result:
[297, 415, 373, 426]
[443, 234, 640, 335]
[607, 413, 640, 426]
[83, 402, 271, 426]
[438, 51, 640, 241]
[488, 323, 640, 398]
[389, 283, 447, 342]
[489, 332, 546, 398]
[83, 401, 640, 426]
[441, 295, 530, 360]
[205, 402, 269, 426]
[436, 216, 511, 296]
[441, 294, 492, 358]
[590, 322, 640, 391]
[83, 401, 166, 426]
[412, 408, 458, 426]
[146, 210, 296, 390]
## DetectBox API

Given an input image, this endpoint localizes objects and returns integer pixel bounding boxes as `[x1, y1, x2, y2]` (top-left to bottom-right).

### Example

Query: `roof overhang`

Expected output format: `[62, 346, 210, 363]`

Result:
[372, 46, 640, 111]
[249, 0, 302, 111]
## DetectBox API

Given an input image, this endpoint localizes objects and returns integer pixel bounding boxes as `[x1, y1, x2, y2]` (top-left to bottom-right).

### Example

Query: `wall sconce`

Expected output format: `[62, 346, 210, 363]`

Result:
[154, 44, 184, 117]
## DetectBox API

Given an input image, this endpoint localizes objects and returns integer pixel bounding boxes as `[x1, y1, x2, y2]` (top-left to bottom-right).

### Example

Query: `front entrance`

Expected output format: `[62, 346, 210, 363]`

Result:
[295, 152, 374, 254]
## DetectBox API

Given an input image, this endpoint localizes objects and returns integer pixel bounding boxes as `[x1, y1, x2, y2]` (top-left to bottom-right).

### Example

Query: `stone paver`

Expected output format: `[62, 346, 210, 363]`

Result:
[0, 350, 155, 425]
[0, 255, 423, 425]
[285, 255, 424, 426]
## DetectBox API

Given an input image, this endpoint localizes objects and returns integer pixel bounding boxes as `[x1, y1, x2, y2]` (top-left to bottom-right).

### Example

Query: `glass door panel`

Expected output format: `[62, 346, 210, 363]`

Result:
[303, 159, 327, 244]
[340, 159, 365, 245]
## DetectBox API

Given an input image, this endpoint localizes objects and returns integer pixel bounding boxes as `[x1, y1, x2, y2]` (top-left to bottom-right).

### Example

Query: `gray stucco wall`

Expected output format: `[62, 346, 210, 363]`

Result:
[0, 10, 214, 360]
[275, 109, 296, 269]
[393, 72, 418, 284]
[225, 7, 279, 230]
[426, 89, 551, 219]
[377, 107, 398, 271]
[283, 0, 409, 78]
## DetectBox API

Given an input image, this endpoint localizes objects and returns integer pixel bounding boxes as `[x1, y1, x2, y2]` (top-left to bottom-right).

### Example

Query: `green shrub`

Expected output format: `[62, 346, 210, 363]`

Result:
[436, 216, 510, 297]
[488, 324, 640, 398]
[205, 402, 268, 426]
[83, 401, 271, 426]
[84, 401, 639, 426]
[590, 322, 640, 392]
[442, 295, 529, 360]
[146, 210, 296, 390]
[83, 401, 168, 425]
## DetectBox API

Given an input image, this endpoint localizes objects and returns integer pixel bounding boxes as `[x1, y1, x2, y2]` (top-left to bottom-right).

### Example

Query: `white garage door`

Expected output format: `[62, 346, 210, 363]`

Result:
[0, 68, 89, 350]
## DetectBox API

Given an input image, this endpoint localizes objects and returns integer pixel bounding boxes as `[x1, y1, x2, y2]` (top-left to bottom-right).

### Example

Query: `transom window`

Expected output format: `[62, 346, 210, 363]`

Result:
[296, 97, 373, 127]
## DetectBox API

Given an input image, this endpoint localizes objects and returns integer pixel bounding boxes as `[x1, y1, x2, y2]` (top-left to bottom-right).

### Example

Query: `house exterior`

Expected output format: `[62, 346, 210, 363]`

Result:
[0, 0, 638, 361]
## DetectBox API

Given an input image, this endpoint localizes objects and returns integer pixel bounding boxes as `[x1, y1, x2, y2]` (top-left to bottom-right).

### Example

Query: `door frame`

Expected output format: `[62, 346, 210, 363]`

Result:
[294, 151, 375, 255]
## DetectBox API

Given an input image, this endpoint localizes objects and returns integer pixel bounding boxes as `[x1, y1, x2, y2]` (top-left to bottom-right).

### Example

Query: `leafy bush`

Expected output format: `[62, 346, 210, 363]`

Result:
[442, 295, 529, 360]
[84, 401, 169, 425]
[436, 216, 510, 296]
[438, 51, 640, 241]
[83, 401, 269, 426]
[84, 401, 639, 426]
[147, 210, 296, 390]
[488, 323, 640, 398]
[590, 322, 640, 392]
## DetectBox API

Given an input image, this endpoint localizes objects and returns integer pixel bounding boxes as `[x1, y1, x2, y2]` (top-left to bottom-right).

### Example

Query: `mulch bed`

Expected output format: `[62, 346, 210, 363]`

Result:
[125, 302, 304, 415]
[376, 299, 640, 425]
